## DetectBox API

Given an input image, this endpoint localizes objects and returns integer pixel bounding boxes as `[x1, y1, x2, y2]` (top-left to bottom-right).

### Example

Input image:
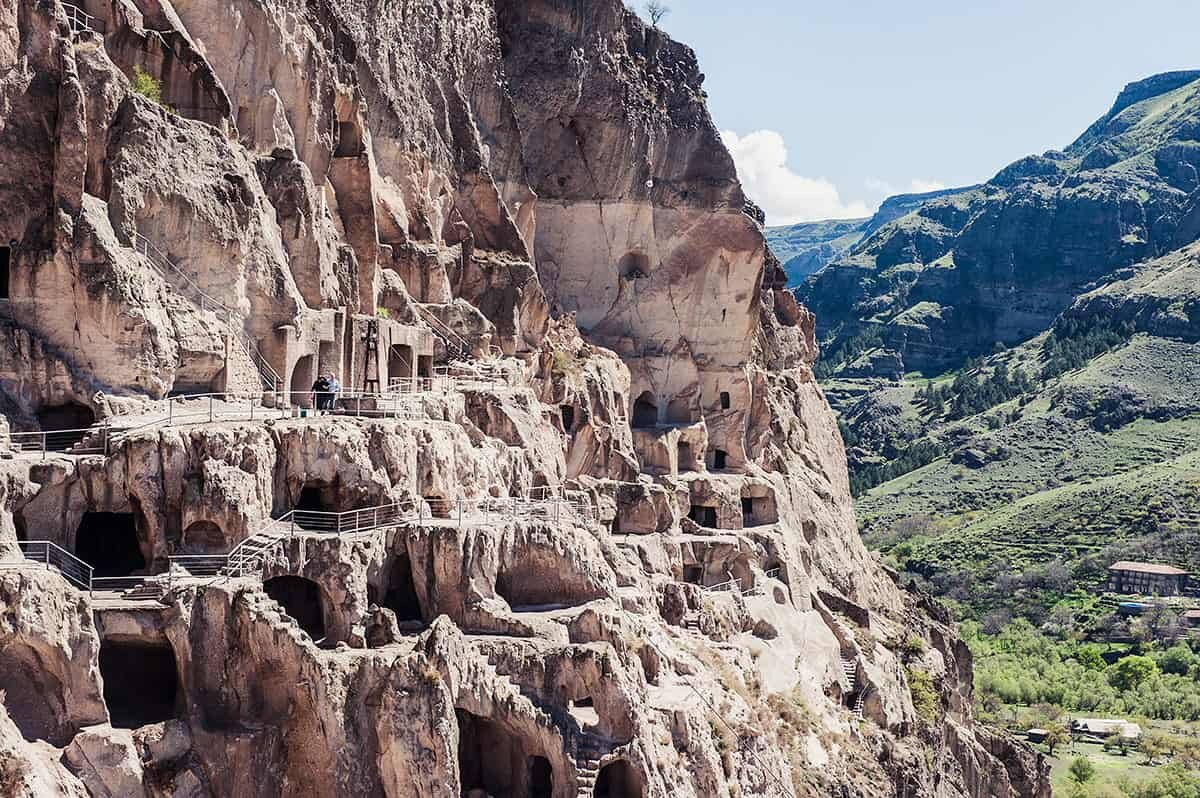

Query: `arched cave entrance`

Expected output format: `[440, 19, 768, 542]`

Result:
[99, 640, 179, 729]
[290, 354, 315, 407]
[595, 759, 644, 798]
[181, 520, 225, 553]
[457, 709, 546, 797]
[75, 512, 145, 577]
[37, 402, 95, 450]
[618, 251, 650, 280]
[0, 641, 70, 745]
[296, 483, 335, 513]
[383, 553, 424, 628]
[631, 392, 657, 428]
[264, 576, 326, 642]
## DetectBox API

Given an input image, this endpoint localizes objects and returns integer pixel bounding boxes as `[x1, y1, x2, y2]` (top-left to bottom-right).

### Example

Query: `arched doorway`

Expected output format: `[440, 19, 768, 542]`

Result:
[529, 756, 553, 798]
[456, 710, 545, 796]
[264, 576, 326, 642]
[595, 760, 643, 798]
[666, 397, 693, 425]
[99, 640, 179, 729]
[75, 512, 145, 577]
[290, 354, 315, 408]
[631, 392, 657, 428]
[181, 520, 225, 553]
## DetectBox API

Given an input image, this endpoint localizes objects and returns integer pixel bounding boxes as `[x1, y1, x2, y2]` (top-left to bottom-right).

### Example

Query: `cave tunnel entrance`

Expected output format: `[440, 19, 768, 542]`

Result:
[560, 404, 575, 432]
[290, 354, 315, 408]
[0, 641, 69, 744]
[457, 709, 540, 797]
[713, 449, 728, 470]
[688, 505, 717, 528]
[389, 344, 414, 382]
[264, 576, 326, 642]
[666, 397, 693, 425]
[37, 402, 95, 450]
[334, 120, 363, 157]
[631, 392, 657, 428]
[0, 245, 9, 299]
[677, 442, 693, 471]
[417, 354, 433, 378]
[75, 512, 145, 577]
[530, 756, 553, 798]
[384, 553, 424, 628]
[296, 484, 334, 512]
[181, 520, 225, 554]
[595, 759, 644, 798]
[99, 640, 179, 729]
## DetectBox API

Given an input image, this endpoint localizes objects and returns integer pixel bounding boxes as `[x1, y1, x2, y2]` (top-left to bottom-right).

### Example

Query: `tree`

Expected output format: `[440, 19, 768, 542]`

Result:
[645, 0, 670, 25]
[1043, 722, 1070, 757]
[1067, 756, 1095, 784]
[1108, 655, 1158, 691]
[1159, 643, 1196, 676]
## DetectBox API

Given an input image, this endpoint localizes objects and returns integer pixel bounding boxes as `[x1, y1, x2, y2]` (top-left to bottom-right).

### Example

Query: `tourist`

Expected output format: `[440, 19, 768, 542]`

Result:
[310, 375, 330, 414]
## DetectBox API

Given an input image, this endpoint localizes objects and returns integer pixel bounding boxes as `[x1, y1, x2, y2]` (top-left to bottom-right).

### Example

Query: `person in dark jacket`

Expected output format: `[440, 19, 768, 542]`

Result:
[310, 375, 330, 413]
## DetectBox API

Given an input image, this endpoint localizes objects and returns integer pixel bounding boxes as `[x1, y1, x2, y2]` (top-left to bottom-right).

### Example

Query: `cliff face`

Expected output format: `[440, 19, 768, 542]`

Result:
[798, 71, 1200, 376]
[0, 1, 1045, 796]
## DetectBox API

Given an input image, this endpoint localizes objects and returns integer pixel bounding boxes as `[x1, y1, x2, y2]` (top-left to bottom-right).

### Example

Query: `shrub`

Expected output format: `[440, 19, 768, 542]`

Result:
[131, 66, 163, 104]
[906, 667, 938, 724]
[1067, 756, 1094, 784]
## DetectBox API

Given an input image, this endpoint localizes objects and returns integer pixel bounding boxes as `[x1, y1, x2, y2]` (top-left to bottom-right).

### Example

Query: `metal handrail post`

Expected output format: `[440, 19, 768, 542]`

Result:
[208, 395, 214, 423]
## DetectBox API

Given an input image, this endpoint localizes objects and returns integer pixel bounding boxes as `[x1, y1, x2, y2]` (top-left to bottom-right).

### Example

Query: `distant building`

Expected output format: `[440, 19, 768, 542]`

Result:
[1107, 561, 1188, 596]
[1071, 718, 1141, 741]
[1182, 609, 1200, 627]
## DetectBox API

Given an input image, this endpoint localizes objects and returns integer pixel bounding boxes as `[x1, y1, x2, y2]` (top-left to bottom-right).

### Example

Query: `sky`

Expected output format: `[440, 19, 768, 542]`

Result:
[647, 0, 1200, 226]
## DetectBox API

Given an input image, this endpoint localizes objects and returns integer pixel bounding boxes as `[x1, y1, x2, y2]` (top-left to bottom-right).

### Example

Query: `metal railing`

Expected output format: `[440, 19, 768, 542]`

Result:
[703, 577, 743, 594]
[61, 2, 105, 35]
[7, 541, 94, 593]
[413, 304, 473, 361]
[133, 233, 280, 392]
[8, 425, 110, 458]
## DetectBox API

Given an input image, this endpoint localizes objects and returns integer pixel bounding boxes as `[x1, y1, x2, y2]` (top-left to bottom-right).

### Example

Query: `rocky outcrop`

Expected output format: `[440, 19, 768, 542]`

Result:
[0, 0, 1046, 795]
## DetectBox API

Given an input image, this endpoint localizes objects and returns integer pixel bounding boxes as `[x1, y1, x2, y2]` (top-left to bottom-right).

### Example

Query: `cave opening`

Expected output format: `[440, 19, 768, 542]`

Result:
[75, 512, 144, 577]
[290, 354, 315, 408]
[389, 343, 414, 382]
[264, 575, 326, 642]
[99, 640, 179, 729]
[560, 404, 575, 431]
[417, 354, 433, 377]
[683, 565, 704, 585]
[37, 402, 95, 450]
[384, 553, 424, 628]
[529, 756, 553, 798]
[334, 120, 363, 157]
[181, 520, 225, 553]
[688, 504, 717, 528]
[594, 759, 644, 798]
[457, 709, 535, 797]
[296, 484, 334, 513]
[631, 392, 657, 428]
[719, 391, 731, 410]
[713, 449, 728, 470]
[0, 245, 9, 299]
[618, 251, 650, 280]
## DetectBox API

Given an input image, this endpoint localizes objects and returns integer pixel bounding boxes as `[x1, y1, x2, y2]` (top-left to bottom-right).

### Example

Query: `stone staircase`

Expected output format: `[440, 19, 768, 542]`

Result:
[576, 755, 601, 797]
[841, 656, 864, 720]
[682, 613, 701, 632]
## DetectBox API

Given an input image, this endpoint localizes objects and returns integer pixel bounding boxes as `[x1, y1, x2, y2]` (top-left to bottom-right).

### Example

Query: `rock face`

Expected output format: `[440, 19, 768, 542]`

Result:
[0, 1, 1047, 796]
[798, 71, 1200, 376]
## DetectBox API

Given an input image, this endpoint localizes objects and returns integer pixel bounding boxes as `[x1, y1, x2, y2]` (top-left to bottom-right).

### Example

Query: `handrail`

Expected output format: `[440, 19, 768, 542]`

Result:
[704, 577, 743, 594]
[61, 2, 105, 35]
[133, 233, 280, 391]
[9, 425, 110, 459]
[413, 304, 473, 361]
[14, 541, 93, 593]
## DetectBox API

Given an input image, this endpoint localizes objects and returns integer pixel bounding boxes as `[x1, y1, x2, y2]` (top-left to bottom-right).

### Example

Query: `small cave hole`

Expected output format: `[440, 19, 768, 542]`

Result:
[264, 575, 326, 642]
[181, 520, 225, 553]
[632, 392, 657, 428]
[719, 391, 731, 410]
[99, 640, 179, 729]
[334, 120, 363, 157]
[37, 402, 95, 449]
[457, 709, 534, 797]
[682, 565, 704, 585]
[677, 441, 693, 471]
[713, 449, 728, 470]
[688, 505, 717, 528]
[560, 404, 575, 432]
[618, 251, 650, 280]
[0, 245, 9, 299]
[75, 512, 144, 578]
[529, 756, 553, 798]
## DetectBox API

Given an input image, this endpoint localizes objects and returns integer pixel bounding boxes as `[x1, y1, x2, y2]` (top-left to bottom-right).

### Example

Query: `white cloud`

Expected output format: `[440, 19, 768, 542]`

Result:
[865, 177, 948, 198]
[721, 129, 873, 225]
